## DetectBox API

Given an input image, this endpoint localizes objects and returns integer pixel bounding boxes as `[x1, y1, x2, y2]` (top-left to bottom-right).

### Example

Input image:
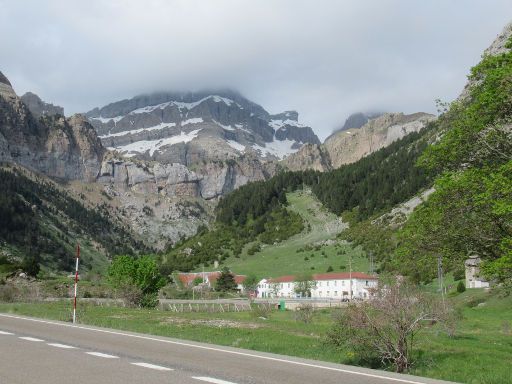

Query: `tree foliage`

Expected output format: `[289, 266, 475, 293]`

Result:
[108, 255, 165, 307]
[396, 37, 512, 284]
[215, 267, 238, 292]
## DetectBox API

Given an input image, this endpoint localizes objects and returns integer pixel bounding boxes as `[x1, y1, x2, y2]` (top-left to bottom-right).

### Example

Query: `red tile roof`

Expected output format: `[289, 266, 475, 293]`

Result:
[178, 271, 246, 286]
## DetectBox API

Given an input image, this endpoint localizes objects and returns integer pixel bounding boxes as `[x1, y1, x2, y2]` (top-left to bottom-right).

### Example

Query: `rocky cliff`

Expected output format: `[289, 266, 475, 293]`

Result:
[86, 91, 319, 164]
[21, 92, 64, 118]
[0, 72, 104, 181]
[283, 112, 436, 171]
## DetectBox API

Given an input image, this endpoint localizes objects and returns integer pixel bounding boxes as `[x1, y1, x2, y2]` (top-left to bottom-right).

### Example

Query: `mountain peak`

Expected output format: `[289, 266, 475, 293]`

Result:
[0, 71, 12, 87]
[0, 71, 16, 100]
[21, 92, 64, 118]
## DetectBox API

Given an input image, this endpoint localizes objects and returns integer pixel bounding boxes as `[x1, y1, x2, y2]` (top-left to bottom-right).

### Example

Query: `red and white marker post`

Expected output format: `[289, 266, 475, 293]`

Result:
[72, 243, 80, 324]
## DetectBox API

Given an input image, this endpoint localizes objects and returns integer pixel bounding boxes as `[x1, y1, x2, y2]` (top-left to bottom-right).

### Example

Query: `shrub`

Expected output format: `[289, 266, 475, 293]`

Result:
[457, 281, 466, 293]
[295, 303, 314, 324]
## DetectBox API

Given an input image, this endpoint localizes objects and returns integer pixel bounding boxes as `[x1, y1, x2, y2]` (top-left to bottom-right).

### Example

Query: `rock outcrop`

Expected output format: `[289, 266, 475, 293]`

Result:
[86, 91, 320, 163]
[21, 92, 64, 118]
[281, 143, 331, 172]
[283, 112, 435, 172]
[0, 71, 104, 181]
[324, 112, 436, 168]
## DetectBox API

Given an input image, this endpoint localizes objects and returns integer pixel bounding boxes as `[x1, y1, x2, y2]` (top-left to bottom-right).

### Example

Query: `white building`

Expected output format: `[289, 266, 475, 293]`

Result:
[465, 255, 490, 288]
[257, 272, 378, 300]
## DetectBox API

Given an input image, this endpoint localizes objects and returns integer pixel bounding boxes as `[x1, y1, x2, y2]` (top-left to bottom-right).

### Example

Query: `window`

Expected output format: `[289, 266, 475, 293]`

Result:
[334, 280, 337, 286]
[365, 280, 369, 286]
[334, 291, 338, 296]
[342, 281, 345, 286]
[288, 283, 290, 288]
[326, 281, 329, 287]
[319, 291, 322, 297]
[327, 291, 330, 296]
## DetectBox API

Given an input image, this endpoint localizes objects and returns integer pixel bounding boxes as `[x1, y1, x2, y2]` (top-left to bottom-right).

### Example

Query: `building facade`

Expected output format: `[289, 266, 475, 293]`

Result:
[257, 272, 378, 300]
[465, 255, 490, 289]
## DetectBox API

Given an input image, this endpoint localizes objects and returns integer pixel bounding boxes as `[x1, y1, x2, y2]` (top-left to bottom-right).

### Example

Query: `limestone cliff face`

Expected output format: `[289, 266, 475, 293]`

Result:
[324, 112, 436, 168]
[20, 92, 64, 118]
[281, 143, 331, 172]
[282, 112, 435, 172]
[0, 71, 104, 181]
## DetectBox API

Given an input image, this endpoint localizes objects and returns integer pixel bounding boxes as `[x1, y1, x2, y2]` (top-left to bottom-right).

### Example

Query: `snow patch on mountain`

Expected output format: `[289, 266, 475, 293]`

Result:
[226, 140, 246, 152]
[127, 95, 239, 116]
[109, 129, 202, 156]
[269, 119, 306, 129]
[252, 139, 299, 159]
[99, 122, 177, 138]
[181, 118, 203, 126]
[91, 116, 124, 124]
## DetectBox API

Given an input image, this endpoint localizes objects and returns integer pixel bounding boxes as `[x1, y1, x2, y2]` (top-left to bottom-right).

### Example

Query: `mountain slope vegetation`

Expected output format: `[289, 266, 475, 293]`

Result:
[393, 34, 512, 284]
[161, 123, 436, 275]
[0, 165, 148, 275]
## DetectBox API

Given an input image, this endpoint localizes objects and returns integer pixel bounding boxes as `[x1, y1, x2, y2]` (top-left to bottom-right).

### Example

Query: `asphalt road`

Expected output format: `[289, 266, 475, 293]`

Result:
[0, 313, 456, 384]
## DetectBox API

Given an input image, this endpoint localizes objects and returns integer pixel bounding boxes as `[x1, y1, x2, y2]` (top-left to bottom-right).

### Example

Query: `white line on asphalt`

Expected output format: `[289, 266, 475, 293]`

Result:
[19, 336, 44, 342]
[0, 331, 14, 335]
[0, 314, 429, 384]
[192, 377, 238, 384]
[48, 343, 76, 349]
[85, 352, 119, 359]
[131, 362, 173, 371]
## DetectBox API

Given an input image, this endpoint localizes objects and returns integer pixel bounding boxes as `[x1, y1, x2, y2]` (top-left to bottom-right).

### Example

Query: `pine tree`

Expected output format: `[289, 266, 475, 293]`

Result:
[215, 267, 238, 292]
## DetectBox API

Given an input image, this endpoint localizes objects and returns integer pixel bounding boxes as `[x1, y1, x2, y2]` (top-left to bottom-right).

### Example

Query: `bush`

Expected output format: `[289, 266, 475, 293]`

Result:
[0, 283, 19, 302]
[108, 255, 165, 308]
[295, 303, 314, 324]
[326, 266, 334, 272]
[457, 281, 466, 293]
[251, 303, 273, 319]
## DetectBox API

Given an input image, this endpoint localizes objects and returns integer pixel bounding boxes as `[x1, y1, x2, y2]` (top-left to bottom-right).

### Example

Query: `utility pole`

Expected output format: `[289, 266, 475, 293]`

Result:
[72, 243, 80, 324]
[437, 254, 445, 306]
[349, 252, 353, 301]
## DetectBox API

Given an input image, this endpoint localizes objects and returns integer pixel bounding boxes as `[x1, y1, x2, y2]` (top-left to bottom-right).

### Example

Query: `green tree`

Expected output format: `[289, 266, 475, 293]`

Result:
[108, 255, 165, 307]
[242, 274, 259, 295]
[294, 273, 317, 298]
[215, 267, 238, 292]
[457, 281, 466, 293]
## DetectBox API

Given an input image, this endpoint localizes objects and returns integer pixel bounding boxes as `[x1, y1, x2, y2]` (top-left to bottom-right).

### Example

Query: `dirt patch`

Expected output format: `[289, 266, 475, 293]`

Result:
[161, 317, 263, 329]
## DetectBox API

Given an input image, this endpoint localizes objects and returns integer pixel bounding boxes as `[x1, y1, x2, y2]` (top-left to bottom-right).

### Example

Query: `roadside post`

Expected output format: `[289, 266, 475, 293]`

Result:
[72, 243, 80, 324]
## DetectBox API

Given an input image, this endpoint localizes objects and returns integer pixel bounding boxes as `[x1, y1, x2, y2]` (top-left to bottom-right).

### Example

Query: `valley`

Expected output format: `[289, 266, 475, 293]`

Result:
[1, 8, 511, 384]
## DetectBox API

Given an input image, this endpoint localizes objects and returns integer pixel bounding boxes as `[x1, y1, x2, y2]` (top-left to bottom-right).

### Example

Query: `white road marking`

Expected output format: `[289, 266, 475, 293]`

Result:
[0, 314, 428, 384]
[192, 377, 238, 384]
[131, 362, 173, 371]
[85, 352, 119, 359]
[19, 336, 44, 342]
[48, 343, 76, 349]
[0, 331, 14, 335]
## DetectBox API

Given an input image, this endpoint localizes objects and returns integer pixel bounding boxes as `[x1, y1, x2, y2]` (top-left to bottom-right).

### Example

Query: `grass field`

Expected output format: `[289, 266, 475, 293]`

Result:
[1, 288, 510, 384]
[222, 190, 370, 278]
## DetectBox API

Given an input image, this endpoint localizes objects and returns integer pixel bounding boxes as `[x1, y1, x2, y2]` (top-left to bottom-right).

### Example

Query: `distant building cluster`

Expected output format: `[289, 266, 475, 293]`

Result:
[177, 271, 246, 291]
[257, 272, 378, 300]
[176, 271, 379, 300]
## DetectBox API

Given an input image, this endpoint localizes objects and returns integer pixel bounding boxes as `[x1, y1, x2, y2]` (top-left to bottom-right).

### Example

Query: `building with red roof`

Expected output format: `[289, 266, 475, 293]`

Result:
[257, 272, 377, 300]
[177, 271, 247, 291]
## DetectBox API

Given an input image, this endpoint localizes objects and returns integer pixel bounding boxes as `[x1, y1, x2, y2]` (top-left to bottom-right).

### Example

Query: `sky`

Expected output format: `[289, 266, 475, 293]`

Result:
[1, 1, 511, 140]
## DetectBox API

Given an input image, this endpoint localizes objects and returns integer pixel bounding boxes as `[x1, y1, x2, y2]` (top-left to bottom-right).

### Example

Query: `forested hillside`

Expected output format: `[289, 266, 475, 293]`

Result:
[0, 166, 148, 275]
[161, 123, 436, 274]
[393, 35, 512, 285]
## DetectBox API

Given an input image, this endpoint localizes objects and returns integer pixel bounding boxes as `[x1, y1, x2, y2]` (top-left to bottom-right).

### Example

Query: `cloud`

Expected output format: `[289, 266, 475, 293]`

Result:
[1, 0, 511, 140]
